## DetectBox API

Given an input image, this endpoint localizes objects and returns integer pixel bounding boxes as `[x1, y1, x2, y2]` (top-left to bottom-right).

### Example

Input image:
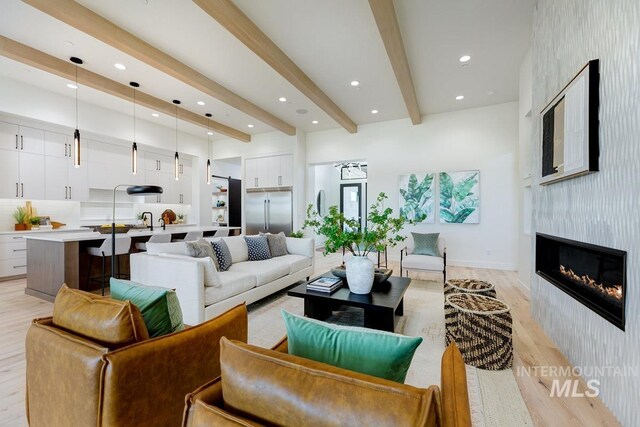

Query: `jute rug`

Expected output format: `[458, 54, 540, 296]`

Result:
[247, 279, 533, 426]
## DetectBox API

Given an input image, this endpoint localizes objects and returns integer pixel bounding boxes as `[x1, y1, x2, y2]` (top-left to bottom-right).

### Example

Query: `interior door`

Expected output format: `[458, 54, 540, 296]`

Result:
[340, 183, 362, 231]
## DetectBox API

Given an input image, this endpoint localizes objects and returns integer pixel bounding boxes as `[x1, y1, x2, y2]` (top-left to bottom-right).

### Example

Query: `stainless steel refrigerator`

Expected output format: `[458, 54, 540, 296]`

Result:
[245, 190, 293, 235]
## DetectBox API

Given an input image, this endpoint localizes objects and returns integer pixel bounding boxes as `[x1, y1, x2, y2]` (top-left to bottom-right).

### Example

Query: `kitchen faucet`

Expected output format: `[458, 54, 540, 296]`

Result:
[141, 211, 154, 231]
[159, 218, 166, 230]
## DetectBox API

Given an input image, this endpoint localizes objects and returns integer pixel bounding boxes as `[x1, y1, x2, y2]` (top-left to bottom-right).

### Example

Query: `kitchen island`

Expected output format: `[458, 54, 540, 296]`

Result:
[24, 225, 240, 301]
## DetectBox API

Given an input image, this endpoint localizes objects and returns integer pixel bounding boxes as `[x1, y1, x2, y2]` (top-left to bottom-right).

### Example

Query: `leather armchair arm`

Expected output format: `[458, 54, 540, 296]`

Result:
[101, 304, 248, 427]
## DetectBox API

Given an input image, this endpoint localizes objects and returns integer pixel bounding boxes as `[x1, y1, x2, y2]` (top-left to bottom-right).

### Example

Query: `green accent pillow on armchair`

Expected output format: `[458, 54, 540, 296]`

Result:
[110, 278, 184, 338]
[411, 232, 441, 257]
[282, 310, 422, 383]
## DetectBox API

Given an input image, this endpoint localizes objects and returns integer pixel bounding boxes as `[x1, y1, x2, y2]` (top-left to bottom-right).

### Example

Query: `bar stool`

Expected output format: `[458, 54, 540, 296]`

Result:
[173, 231, 203, 242]
[214, 228, 230, 237]
[86, 235, 132, 295]
[135, 233, 171, 251]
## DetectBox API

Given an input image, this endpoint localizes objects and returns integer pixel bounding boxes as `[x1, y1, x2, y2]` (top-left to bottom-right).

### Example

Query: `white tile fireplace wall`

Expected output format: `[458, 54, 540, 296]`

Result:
[531, 1, 639, 424]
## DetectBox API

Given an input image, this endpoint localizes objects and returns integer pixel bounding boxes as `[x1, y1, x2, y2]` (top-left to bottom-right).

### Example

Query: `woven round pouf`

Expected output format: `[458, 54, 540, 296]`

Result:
[444, 279, 496, 345]
[445, 293, 513, 370]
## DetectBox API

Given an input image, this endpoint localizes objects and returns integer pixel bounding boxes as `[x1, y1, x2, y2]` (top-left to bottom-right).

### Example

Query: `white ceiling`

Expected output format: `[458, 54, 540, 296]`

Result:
[0, 0, 534, 138]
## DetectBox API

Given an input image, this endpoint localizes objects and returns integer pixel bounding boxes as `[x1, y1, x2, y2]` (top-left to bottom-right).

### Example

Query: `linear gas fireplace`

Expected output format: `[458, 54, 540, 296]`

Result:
[536, 233, 626, 330]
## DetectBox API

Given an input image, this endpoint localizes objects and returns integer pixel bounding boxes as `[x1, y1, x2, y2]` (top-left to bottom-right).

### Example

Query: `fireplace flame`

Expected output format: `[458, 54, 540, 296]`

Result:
[559, 265, 623, 302]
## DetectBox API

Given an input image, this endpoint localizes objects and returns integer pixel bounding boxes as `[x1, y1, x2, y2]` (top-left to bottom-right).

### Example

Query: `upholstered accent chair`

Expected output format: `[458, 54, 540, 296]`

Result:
[400, 235, 447, 282]
[182, 338, 471, 427]
[25, 290, 248, 427]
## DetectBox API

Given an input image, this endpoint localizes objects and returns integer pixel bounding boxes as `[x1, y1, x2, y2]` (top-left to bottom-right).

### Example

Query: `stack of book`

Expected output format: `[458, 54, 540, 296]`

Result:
[307, 277, 342, 293]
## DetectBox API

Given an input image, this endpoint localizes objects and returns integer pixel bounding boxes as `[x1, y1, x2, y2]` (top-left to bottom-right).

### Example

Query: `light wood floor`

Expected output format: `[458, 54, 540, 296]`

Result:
[0, 255, 620, 426]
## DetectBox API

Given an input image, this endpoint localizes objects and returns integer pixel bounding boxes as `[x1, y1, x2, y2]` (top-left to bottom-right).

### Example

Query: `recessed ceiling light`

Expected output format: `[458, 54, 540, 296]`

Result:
[456, 95, 464, 100]
[278, 97, 287, 102]
[114, 63, 126, 70]
[350, 81, 360, 87]
[66, 83, 78, 89]
[296, 108, 308, 115]
[459, 55, 471, 63]
[247, 124, 254, 128]
[371, 109, 379, 114]
[312, 120, 318, 124]
[151, 113, 159, 117]
[197, 101, 205, 106]
[207, 131, 213, 135]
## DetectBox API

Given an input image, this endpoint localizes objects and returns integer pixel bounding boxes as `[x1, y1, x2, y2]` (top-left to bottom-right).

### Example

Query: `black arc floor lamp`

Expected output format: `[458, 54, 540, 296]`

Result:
[109, 185, 163, 293]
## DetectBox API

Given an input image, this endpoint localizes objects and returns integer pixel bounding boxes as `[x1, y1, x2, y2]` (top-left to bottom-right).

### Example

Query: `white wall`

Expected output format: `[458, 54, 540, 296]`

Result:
[531, 1, 640, 424]
[0, 77, 210, 226]
[306, 102, 520, 269]
[518, 48, 533, 288]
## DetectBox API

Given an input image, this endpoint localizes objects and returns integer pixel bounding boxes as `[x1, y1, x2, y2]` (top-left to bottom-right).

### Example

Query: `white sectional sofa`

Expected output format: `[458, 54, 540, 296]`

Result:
[130, 235, 315, 325]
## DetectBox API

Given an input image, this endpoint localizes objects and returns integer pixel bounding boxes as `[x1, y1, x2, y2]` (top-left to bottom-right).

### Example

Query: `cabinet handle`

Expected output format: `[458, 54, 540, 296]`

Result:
[12, 236, 23, 239]
[21, 183, 24, 197]
[20, 135, 23, 150]
[13, 265, 27, 269]
[64, 144, 67, 157]
[15, 134, 18, 149]
[65, 186, 68, 199]
[158, 160, 160, 171]
[16, 183, 18, 197]
[69, 144, 72, 158]
[69, 186, 72, 199]
[12, 248, 26, 252]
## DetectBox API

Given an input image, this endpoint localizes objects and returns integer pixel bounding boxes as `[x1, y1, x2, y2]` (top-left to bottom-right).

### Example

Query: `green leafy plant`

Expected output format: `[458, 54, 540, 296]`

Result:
[399, 174, 434, 223]
[304, 192, 407, 256]
[29, 216, 41, 226]
[439, 171, 479, 223]
[177, 213, 184, 220]
[12, 207, 27, 224]
[289, 230, 305, 238]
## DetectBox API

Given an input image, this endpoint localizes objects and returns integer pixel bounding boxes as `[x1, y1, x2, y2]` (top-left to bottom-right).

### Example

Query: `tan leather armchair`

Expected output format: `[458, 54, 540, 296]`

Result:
[182, 337, 471, 427]
[26, 302, 248, 427]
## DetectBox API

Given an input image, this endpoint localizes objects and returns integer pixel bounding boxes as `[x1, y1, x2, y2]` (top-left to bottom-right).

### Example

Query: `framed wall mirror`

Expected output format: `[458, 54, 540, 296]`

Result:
[316, 189, 327, 216]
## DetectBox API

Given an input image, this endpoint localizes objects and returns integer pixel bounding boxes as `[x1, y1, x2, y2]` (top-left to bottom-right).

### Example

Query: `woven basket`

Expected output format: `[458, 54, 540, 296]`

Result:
[445, 293, 513, 370]
[444, 279, 497, 345]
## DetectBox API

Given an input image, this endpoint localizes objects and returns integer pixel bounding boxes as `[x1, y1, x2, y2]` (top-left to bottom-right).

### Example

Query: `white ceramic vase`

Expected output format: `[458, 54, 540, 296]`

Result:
[346, 255, 375, 294]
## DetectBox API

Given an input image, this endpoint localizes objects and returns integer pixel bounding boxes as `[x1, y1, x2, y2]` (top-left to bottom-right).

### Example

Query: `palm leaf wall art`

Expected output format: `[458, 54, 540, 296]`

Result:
[399, 173, 435, 223]
[439, 171, 480, 223]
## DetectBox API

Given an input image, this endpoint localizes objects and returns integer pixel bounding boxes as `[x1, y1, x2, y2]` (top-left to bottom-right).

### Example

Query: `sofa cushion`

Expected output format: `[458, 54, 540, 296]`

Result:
[158, 253, 222, 287]
[52, 284, 149, 349]
[222, 236, 248, 263]
[145, 241, 187, 255]
[402, 254, 444, 271]
[228, 260, 289, 286]
[244, 235, 272, 261]
[285, 237, 314, 258]
[263, 231, 288, 257]
[273, 254, 312, 274]
[211, 240, 232, 272]
[205, 272, 256, 306]
[217, 338, 435, 427]
[411, 232, 441, 257]
[282, 311, 422, 383]
[185, 239, 220, 271]
[110, 278, 184, 338]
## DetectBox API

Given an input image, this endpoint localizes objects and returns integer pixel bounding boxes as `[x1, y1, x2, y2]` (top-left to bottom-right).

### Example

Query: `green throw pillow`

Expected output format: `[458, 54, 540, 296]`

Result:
[281, 310, 422, 383]
[411, 232, 441, 257]
[110, 278, 184, 338]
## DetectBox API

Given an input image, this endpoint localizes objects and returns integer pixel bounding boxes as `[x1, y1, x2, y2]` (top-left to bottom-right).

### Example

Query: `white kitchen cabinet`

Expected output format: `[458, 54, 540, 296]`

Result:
[246, 154, 294, 189]
[19, 152, 45, 199]
[145, 151, 176, 203]
[44, 132, 89, 201]
[20, 126, 45, 155]
[0, 235, 27, 278]
[0, 149, 20, 198]
[88, 140, 131, 190]
[0, 122, 19, 151]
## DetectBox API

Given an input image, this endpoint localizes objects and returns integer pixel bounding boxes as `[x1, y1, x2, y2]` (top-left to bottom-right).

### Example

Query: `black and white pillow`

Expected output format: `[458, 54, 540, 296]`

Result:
[211, 240, 232, 271]
[266, 232, 288, 257]
[244, 235, 272, 261]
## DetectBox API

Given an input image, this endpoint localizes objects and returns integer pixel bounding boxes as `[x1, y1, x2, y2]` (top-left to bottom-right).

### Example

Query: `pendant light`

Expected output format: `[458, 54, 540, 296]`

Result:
[205, 113, 212, 185]
[172, 100, 181, 181]
[130, 82, 139, 175]
[70, 57, 83, 168]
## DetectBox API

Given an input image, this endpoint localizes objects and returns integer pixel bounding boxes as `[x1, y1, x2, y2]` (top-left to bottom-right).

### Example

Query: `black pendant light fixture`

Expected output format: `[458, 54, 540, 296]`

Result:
[173, 100, 180, 181]
[130, 82, 139, 175]
[70, 57, 83, 168]
[206, 113, 212, 185]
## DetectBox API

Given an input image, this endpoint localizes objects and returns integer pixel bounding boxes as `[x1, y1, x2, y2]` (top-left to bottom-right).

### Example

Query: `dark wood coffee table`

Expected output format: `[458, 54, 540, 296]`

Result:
[288, 272, 412, 332]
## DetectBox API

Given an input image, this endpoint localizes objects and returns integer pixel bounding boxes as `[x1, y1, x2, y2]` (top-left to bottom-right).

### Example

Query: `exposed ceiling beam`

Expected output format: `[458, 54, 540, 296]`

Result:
[368, 0, 421, 125]
[193, 0, 358, 134]
[21, 0, 296, 136]
[0, 35, 251, 142]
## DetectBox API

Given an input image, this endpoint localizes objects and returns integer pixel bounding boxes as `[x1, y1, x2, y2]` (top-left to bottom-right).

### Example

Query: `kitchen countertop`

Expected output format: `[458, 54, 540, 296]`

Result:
[22, 225, 240, 242]
[0, 227, 91, 235]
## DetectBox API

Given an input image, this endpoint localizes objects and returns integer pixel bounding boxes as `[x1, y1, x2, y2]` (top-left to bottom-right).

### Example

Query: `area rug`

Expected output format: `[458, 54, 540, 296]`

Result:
[247, 279, 533, 426]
